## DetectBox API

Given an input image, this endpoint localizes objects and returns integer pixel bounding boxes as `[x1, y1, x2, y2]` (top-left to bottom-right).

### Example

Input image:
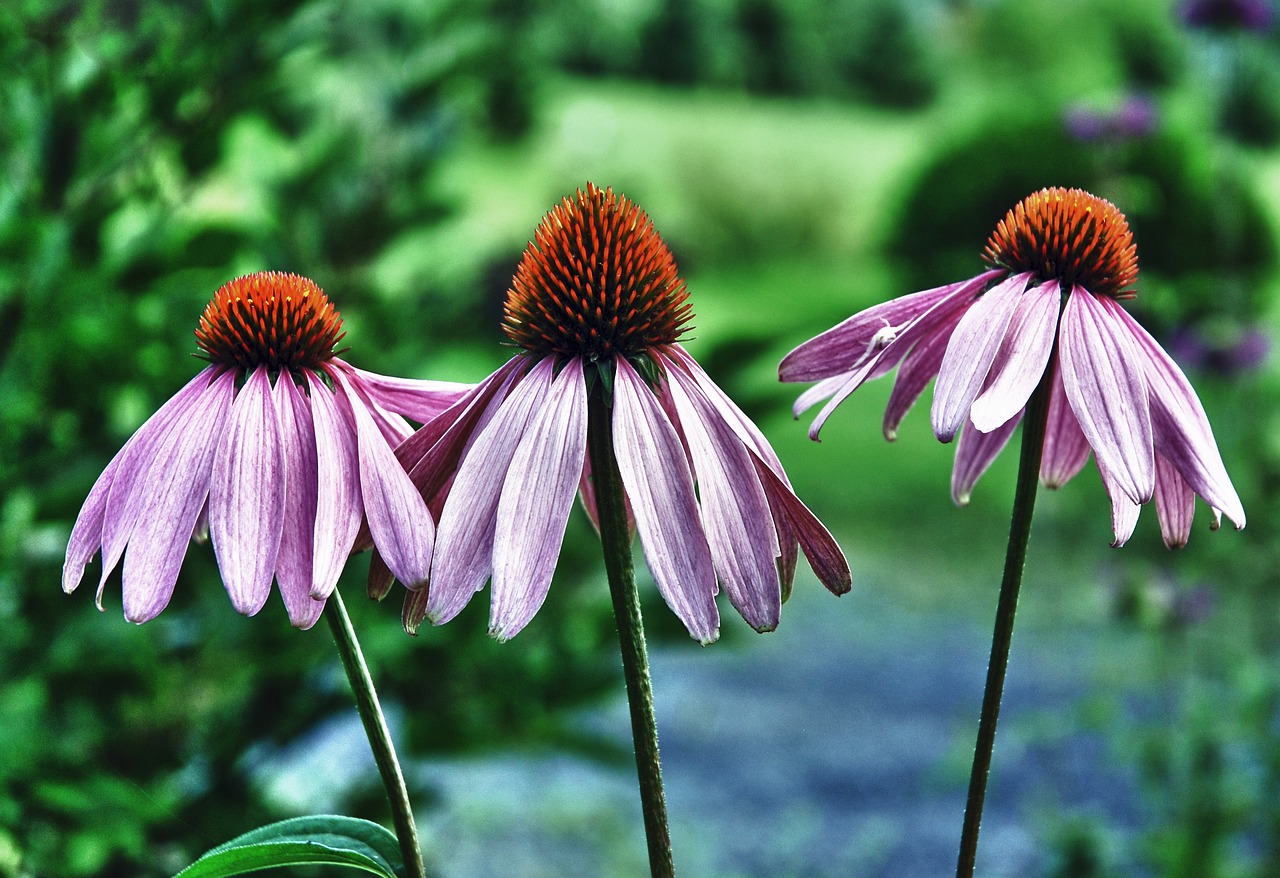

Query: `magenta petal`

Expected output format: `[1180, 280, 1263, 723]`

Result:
[1039, 364, 1092, 488]
[613, 358, 719, 644]
[308, 371, 363, 600]
[210, 367, 286, 616]
[751, 454, 851, 596]
[951, 412, 1021, 506]
[970, 281, 1059, 433]
[348, 365, 472, 424]
[664, 360, 780, 633]
[332, 367, 434, 590]
[429, 358, 550, 625]
[489, 359, 588, 641]
[274, 376, 324, 628]
[793, 373, 848, 418]
[1154, 452, 1195, 549]
[121, 370, 235, 622]
[931, 272, 1031, 442]
[1107, 301, 1245, 529]
[64, 451, 123, 595]
[1097, 460, 1140, 548]
[1058, 287, 1154, 504]
[882, 307, 961, 441]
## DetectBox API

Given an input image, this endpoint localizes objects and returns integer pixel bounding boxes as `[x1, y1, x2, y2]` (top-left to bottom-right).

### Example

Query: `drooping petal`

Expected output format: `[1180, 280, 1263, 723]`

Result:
[210, 367, 286, 616]
[120, 370, 236, 622]
[347, 365, 472, 424]
[779, 270, 1002, 382]
[367, 549, 395, 601]
[882, 306, 962, 441]
[664, 361, 781, 632]
[1058, 287, 1154, 504]
[931, 272, 1032, 442]
[750, 454, 851, 597]
[793, 373, 849, 418]
[951, 412, 1021, 506]
[308, 371, 363, 600]
[807, 357, 881, 441]
[1039, 364, 1092, 489]
[1097, 460, 1141, 548]
[332, 366, 434, 590]
[970, 281, 1059, 433]
[612, 357, 719, 644]
[489, 358, 589, 641]
[274, 375, 324, 629]
[1107, 301, 1245, 529]
[94, 367, 224, 591]
[429, 358, 549, 625]
[1153, 451, 1195, 549]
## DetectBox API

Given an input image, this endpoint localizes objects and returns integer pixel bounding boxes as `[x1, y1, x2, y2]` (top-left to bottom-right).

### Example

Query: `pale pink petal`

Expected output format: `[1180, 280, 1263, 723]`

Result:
[348, 365, 472, 424]
[778, 270, 1002, 382]
[1058, 287, 1154, 504]
[1107, 301, 1245, 529]
[308, 371, 363, 600]
[209, 367, 286, 616]
[807, 357, 881, 441]
[750, 454, 851, 596]
[429, 358, 549, 625]
[664, 363, 780, 632]
[331, 363, 416, 446]
[1097, 460, 1141, 548]
[951, 412, 1021, 506]
[274, 375, 324, 629]
[882, 306, 963, 441]
[931, 272, 1033, 442]
[331, 366, 434, 590]
[793, 373, 850, 418]
[120, 370, 236, 622]
[1154, 451, 1195, 549]
[1039, 364, 1092, 488]
[612, 358, 719, 644]
[970, 281, 1059, 433]
[489, 358, 589, 641]
[95, 367, 224, 590]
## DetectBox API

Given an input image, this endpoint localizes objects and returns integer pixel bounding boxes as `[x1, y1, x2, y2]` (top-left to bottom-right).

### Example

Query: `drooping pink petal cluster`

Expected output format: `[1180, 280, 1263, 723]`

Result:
[393, 184, 851, 644]
[63, 271, 470, 628]
[780, 188, 1245, 547]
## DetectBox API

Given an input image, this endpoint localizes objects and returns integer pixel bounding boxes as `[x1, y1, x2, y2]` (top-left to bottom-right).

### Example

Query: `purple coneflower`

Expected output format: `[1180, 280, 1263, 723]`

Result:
[63, 271, 469, 628]
[781, 187, 1245, 547]
[1180, 0, 1275, 32]
[394, 183, 850, 644]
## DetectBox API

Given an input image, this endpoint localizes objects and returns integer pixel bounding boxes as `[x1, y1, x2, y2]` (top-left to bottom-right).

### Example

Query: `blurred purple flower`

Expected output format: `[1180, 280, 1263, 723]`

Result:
[1064, 95, 1159, 143]
[1167, 325, 1270, 376]
[1180, 0, 1276, 31]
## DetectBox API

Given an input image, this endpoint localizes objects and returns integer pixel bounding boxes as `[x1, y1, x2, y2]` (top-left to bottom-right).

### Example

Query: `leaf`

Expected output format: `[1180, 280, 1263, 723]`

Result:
[173, 815, 406, 878]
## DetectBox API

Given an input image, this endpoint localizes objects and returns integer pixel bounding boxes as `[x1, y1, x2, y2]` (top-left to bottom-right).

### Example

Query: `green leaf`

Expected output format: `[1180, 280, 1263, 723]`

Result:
[173, 815, 405, 878]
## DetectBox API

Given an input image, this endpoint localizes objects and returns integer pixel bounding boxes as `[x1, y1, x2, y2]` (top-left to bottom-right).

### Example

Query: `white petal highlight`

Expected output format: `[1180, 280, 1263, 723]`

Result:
[308, 371, 363, 600]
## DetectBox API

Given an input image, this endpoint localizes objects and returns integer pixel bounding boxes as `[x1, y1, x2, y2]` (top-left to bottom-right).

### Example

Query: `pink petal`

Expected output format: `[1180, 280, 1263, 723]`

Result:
[951, 412, 1021, 506]
[1154, 451, 1195, 549]
[1058, 287, 1154, 505]
[882, 306, 962, 441]
[663, 360, 781, 632]
[274, 375, 324, 629]
[489, 358, 589, 641]
[1039, 364, 1092, 488]
[347, 365, 473, 424]
[332, 366, 434, 590]
[308, 371, 363, 600]
[121, 370, 236, 622]
[778, 270, 1002, 382]
[931, 272, 1033, 442]
[612, 358, 719, 644]
[210, 367, 286, 616]
[807, 357, 881, 441]
[793, 373, 849, 418]
[429, 358, 549, 625]
[1107, 301, 1244, 529]
[750, 454, 851, 596]
[367, 549, 395, 601]
[1097, 460, 1140, 548]
[970, 281, 1059, 433]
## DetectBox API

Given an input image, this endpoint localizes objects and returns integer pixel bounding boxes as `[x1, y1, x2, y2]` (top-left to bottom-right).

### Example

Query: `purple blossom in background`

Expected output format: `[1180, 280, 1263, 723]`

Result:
[1180, 0, 1276, 31]
[1064, 95, 1159, 143]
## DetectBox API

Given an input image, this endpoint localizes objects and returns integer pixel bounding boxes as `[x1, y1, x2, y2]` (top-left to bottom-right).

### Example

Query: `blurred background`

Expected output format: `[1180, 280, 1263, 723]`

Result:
[4, 0, 1280, 875]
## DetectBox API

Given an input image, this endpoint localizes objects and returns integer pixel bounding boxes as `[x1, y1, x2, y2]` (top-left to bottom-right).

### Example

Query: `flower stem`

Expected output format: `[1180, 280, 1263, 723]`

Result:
[955, 364, 1055, 878]
[586, 381, 676, 878]
[324, 588, 428, 878]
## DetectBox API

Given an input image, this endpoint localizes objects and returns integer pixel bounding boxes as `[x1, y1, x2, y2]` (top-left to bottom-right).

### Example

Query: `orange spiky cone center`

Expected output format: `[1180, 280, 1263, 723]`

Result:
[983, 187, 1139, 299]
[196, 271, 345, 372]
[503, 183, 694, 360]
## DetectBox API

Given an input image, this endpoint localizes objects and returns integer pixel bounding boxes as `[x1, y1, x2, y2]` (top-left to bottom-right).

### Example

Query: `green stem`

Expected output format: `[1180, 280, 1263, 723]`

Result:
[586, 380, 676, 878]
[324, 589, 428, 878]
[955, 363, 1055, 878]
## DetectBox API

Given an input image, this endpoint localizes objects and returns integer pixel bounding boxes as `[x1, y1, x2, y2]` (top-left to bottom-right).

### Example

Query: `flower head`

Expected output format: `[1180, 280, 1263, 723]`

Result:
[64, 271, 470, 628]
[780, 187, 1245, 548]
[395, 184, 850, 644]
